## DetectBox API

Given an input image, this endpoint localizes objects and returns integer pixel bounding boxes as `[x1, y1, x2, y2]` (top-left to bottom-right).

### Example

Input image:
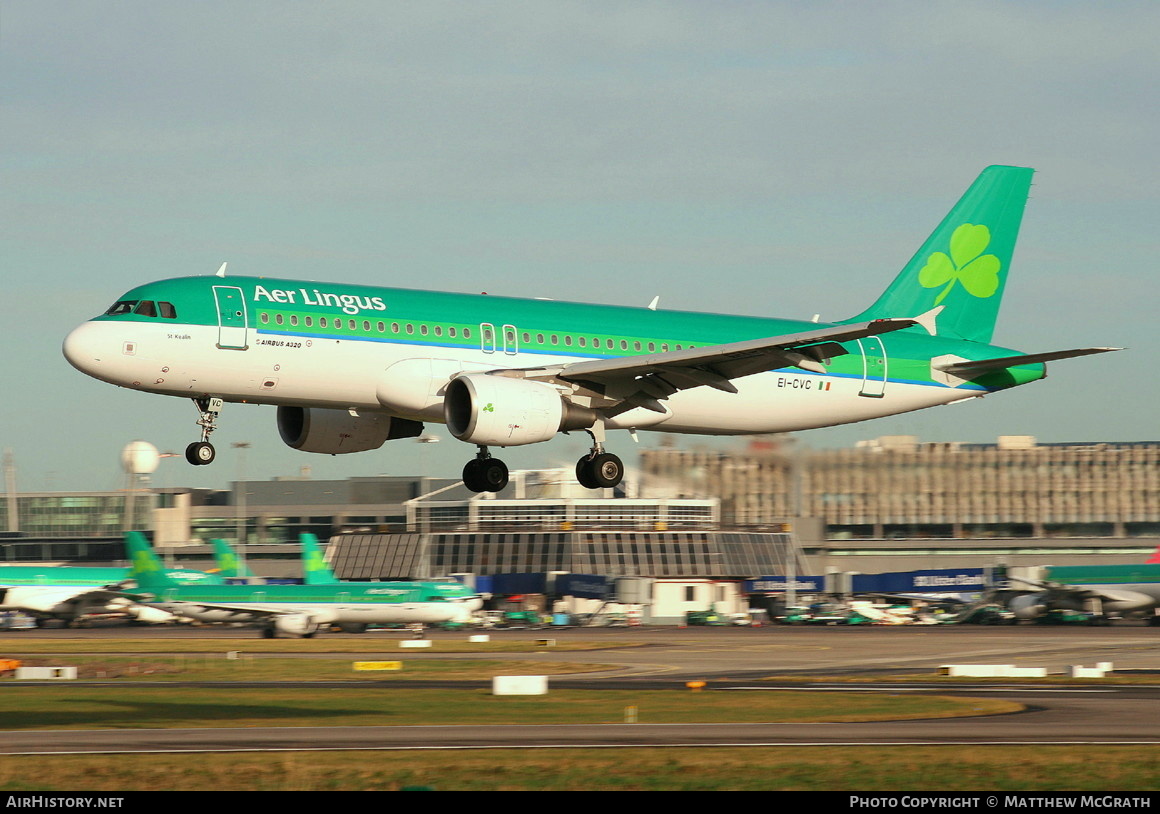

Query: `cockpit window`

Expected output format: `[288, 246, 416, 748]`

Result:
[105, 300, 138, 316]
[158, 301, 177, 319]
[133, 300, 157, 317]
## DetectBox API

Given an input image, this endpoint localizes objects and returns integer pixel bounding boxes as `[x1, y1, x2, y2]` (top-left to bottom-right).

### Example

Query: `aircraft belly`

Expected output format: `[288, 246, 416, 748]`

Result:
[659, 372, 972, 435]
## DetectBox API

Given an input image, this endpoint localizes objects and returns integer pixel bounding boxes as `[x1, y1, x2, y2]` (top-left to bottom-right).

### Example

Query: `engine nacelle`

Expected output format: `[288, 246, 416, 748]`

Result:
[277, 406, 423, 454]
[1009, 593, 1049, 621]
[272, 611, 333, 637]
[444, 374, 596, 447]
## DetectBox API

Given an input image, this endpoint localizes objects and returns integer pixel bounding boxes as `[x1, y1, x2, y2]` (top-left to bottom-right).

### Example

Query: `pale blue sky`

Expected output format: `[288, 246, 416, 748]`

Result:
[3, 1, 1157, 492]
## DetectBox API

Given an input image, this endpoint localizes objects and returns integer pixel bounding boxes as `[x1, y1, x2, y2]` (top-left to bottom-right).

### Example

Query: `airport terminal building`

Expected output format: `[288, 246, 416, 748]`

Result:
[3, 436, 1157, 598]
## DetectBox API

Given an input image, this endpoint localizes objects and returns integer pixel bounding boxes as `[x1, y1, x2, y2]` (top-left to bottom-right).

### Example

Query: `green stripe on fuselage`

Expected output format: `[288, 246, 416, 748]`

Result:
[94, 275, 1042, 392]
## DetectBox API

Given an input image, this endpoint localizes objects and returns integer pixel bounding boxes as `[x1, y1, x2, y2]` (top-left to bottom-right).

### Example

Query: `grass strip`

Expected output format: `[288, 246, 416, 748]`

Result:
[2, 746, 1158, 791]
[0, 686, 1019, 730]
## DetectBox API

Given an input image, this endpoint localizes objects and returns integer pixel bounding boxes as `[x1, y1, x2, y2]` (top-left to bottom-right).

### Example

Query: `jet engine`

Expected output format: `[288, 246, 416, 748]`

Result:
[271, 612, 330, 637]
[277, 406, 423, 454]
[443, 374, 596, 447]
[1009, 593, 1051, 621]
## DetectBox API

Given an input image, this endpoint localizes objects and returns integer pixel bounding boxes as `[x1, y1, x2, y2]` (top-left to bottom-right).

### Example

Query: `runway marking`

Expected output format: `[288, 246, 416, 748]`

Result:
[718, 686, 1119, 693]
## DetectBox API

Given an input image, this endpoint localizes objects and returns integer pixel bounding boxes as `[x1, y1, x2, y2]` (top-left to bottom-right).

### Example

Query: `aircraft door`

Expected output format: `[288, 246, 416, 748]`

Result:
[480, 323, 496, 354]
[856, 337, 888, 398]
[213, 286, 249, 350]
[502, 324, 518, 356]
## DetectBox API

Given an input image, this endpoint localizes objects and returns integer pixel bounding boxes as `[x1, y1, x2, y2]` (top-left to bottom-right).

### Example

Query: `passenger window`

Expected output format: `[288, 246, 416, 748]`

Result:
[158, 302, 177, 319]
[449, 327, 457, 338]
[305, 316, 313, 327]
[290, 315, 299, 326]
[320, 317, 328, 328]
[133, 300, 157, 317]
[363, 320, 371, 331]
[260, 313, 270, 324]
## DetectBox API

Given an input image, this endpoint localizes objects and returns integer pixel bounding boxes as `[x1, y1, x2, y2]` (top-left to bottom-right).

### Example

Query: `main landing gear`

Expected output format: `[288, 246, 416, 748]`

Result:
[185, 397, 223, 466]
[462, 447, 510, 493]
[575, 426, 623, 490]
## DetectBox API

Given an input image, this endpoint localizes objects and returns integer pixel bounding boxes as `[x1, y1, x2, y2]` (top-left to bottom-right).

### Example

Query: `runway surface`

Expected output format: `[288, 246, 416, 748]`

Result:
[3, 624, 1159, 753]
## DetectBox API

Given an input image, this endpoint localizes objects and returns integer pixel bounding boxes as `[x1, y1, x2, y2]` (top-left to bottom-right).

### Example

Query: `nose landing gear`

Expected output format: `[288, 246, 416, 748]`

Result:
[185, 397, 223, 466]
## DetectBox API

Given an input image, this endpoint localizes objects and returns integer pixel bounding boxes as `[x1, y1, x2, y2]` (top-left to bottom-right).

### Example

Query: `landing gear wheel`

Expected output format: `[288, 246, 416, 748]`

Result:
[578, 452, 624, 489]
[185, 441, 216, 466]
[576, 457, 600, 489]
[463, 457, 509, 493]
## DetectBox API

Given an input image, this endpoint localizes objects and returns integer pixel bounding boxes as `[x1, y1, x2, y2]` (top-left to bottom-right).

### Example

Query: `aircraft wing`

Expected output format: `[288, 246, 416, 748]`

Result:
[1007, 577, 1154, 611]
[520, 318, 916, 414]
[934, 347, 1120, 375]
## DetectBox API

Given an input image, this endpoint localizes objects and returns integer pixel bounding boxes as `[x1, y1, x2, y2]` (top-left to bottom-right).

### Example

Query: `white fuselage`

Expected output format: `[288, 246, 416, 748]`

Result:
[63, 318, 978, 439]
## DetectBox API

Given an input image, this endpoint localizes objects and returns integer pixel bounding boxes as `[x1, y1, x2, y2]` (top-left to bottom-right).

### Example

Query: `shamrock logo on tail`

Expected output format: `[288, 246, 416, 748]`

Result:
[918, 223, 1002, 304]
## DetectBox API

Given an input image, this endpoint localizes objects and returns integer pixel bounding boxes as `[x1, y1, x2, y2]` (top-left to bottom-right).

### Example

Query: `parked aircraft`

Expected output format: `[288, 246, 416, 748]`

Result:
[1010, 547, 1160, 624]
[208, 538, 254, 580]
[63, 166, 1116, 492]
[0, 558, 223, 625]
[123, 532, 481, 637]
[299, 533, 339, 585]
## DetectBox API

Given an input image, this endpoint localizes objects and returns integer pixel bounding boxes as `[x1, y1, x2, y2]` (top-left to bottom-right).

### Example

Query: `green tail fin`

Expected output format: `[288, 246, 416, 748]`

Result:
[301, 533, 339, 585]
[846, 165, 1034, 343]
[125, 532, 178, 592]
[210, 538, 253, 579]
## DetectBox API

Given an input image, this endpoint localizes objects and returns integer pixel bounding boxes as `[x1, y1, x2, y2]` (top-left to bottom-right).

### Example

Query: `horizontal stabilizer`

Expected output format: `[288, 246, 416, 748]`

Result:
[935, 347, 1120, 375]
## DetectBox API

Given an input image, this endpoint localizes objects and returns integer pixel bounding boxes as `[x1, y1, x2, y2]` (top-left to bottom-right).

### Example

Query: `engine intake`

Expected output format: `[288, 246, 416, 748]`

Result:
[444, 374, 595, 447]
[277, 406, 423, 454]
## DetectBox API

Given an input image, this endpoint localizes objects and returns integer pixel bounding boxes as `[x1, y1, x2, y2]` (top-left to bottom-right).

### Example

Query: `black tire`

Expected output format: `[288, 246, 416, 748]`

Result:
[588, 452, 624, 488]
[185, 441, 216, 466]
[576, 456, 600, 489]
[480, 458, 509, 492]
[462, 459, 486, 492]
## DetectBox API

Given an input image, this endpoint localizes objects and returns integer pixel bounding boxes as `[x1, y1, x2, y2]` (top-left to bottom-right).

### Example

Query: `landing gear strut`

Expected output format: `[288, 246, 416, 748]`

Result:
[575, 425, 623, 489]
[462, 446, 509, 493]
[185, 397, 223, 466]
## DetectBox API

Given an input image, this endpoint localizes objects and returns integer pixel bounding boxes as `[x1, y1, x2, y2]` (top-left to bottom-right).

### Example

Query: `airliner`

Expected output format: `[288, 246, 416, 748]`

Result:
[62, 166, 1116, 492]
[122, 533, 482, 637]
[0, 559, 222, 625]
[1010, 546, 1160, 624]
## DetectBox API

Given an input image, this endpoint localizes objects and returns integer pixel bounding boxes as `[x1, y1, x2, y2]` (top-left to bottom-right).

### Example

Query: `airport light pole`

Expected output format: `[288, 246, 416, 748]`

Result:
[232, 442, 251, 571]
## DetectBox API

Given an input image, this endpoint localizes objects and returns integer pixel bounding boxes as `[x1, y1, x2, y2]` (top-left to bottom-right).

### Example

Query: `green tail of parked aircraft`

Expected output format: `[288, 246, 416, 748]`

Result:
[63, 166, 1118, 493]
[209, 538, 254, 579]
[124, 532, 481, 637]
[300, 533, 340, 585]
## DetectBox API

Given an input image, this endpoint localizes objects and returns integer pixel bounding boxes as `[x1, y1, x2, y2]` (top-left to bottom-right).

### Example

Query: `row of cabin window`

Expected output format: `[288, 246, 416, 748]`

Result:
[258, 312, 694, 353]
[261, 312, 473, 338]
[105, 300, 178, 319]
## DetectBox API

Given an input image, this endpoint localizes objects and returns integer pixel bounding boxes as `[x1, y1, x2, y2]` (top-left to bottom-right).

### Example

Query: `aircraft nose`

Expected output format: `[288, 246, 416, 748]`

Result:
[62, 321, 108, 377]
